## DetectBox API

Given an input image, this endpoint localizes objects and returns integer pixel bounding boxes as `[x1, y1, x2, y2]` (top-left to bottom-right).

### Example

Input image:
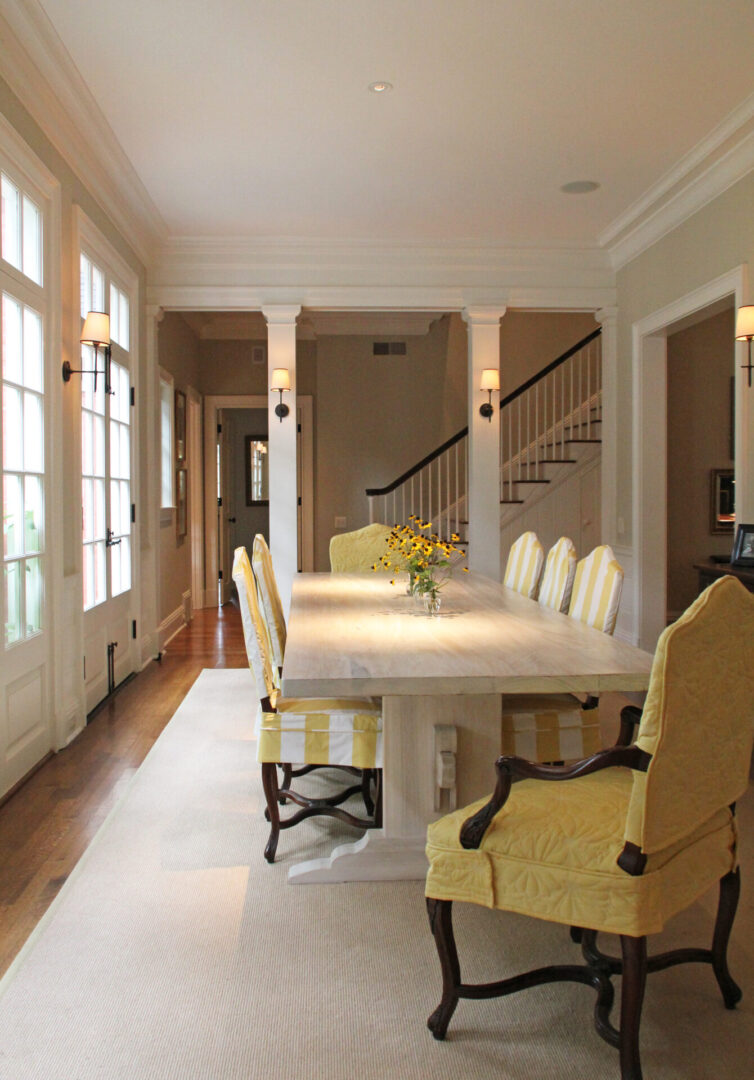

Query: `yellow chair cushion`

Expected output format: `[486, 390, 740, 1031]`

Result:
[252, 534, 287, 671]
[329, 522, 393, 573]
[257, 694, 383, 769]
[426, 769, 736, 937]
[502, 693, 602, 762]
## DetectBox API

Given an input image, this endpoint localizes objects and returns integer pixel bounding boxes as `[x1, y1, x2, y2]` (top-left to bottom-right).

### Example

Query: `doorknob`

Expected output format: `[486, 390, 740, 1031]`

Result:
[228, 516, 237, 523]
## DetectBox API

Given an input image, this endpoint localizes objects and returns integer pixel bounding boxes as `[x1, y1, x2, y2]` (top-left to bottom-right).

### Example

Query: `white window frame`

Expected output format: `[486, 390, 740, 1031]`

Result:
[159, 368, 175, 520]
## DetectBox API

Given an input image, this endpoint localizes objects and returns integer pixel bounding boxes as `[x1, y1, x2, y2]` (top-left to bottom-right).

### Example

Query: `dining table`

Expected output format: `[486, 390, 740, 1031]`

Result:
[281, 570, 654, 884]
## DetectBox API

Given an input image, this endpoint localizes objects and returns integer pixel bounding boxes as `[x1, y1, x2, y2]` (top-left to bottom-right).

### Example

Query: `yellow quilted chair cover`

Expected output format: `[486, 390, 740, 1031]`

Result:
[252, 533, 286, 671]
[501, 544, 624, 762]
[504, 531, 544, 599]
[232, 546, 383, 770]
[427, 576, 754, 937]
[538, 536, 577, 613]
[329, 522, 393, 572]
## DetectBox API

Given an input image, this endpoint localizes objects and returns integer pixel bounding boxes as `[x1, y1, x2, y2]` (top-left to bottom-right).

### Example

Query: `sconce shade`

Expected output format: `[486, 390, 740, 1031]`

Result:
[270, 368, 291, 392]
[735, 306, 754, 341]
[480, 368, 500, 392]
[80, 311, 110, 347]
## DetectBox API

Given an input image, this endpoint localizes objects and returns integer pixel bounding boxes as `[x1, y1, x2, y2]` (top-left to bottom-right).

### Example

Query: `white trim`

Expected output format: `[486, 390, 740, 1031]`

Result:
[186, 387, 204, 609]
[632, 266, 748, 650]
[297, 396, 314, 573]
[0, 0, 166, 265]
[158, 603, 187, 651]
[601, 93, 754, 270]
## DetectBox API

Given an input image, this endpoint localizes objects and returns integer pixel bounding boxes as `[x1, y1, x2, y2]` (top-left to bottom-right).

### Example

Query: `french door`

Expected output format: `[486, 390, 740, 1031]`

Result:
[80, 250, 136, 713]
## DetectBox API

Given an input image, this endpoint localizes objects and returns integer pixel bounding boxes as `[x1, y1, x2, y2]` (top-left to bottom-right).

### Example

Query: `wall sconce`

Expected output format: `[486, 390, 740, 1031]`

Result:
[270, 367, 291, 421]
[63, 311, 113, 394]
[735, 305, 754, 387]
[479, 368, 500, 420]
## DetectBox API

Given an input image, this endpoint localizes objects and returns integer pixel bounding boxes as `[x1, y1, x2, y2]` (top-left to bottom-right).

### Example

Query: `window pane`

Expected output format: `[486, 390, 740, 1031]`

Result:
[23, 391, 44, 474]
[94, 540, 106, 605]
[24, 475, 42, 553]
[110, 284, 119, 346]
[1, 175, 21, 271]
[109, 420, 120, 479]
[82, 478, 93, 543]
[22, 196, 42, 285]
[4, 560, 21, 645]
[110, 479, 121, 536]
[93, 414, 105, 476]
[119, 291, 129, 350]
[3, 384, 23, 472]
[120, 424, 130, 479]
[120, 480, 130, 535]
[80, 254, 91, 318]
[23, 306, 43, 392]
[91, 265, 104, 312]
[3, 473, 23, 557]
[2, 293, 22, 384]
[81, 411, 93, 474]
[25, 556, 42, 634]
[93, 478, 106, 540]
[112, 536, 131, 597]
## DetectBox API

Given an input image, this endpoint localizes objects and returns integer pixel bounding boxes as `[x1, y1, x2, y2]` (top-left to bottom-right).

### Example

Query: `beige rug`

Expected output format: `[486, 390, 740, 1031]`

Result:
[0, 668, 751, 1079]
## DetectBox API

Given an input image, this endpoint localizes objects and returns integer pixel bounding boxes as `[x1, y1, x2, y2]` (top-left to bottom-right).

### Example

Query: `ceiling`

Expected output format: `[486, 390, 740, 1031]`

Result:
[34, 0, 754, 250]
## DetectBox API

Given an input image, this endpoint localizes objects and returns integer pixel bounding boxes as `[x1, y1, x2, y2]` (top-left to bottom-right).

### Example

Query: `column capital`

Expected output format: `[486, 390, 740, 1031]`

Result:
[462, 305, 507, 326]
[595, 306, 618, 326]
[262, 304, 302, 325]
[146, 304, 165, 323]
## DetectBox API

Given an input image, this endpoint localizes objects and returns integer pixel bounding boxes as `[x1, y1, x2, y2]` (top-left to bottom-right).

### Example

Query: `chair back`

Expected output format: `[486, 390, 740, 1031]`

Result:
[538, 537, 577, 613]
[329, 522, 393, 572]
[504, 532, 544, 599]
[568, 544, 623, 634]
[252, 534, 286, 669]
[625, 576, 754, 855]
[231, 546, 278, 702]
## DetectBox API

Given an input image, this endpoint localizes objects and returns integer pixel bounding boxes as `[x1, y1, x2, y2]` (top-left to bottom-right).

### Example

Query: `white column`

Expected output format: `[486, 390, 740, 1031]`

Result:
[262, 305, 301, 620]
[596, 306, 618, 547]
[141, 304, 164, 664]
[463, 305, 507, 580]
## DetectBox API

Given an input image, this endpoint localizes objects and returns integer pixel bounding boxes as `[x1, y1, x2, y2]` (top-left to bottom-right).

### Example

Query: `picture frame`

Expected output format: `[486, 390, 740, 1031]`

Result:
[731, 522, 754, 567]
[245, 434, 269, 506]
[176, 468, 187, 537]
[175, 389, 186, 464]
[710, 468, 735, 534]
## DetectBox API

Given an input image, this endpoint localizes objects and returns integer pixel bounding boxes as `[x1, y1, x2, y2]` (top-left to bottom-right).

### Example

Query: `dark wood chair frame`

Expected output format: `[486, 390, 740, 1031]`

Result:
[426, 707, 742, 1080]
[258, 689, 383, 862]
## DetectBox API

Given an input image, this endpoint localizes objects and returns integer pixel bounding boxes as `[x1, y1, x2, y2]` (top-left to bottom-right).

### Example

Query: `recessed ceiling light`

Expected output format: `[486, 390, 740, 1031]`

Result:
[368, 81, 393, 93]
[560, 180, 600, 194]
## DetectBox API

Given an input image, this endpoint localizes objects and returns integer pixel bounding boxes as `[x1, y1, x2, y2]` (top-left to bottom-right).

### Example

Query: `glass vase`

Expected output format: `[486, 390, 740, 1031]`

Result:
[423, 593, 441, 616]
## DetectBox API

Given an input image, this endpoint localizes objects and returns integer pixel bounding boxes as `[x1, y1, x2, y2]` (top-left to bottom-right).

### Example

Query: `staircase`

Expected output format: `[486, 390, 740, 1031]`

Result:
[366, 329, 602, 546]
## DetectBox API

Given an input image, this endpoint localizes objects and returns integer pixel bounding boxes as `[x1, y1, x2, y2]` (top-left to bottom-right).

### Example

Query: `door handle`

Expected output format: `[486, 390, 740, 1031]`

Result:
[228, 516, 237, 523]
[106, 528, 121, 547]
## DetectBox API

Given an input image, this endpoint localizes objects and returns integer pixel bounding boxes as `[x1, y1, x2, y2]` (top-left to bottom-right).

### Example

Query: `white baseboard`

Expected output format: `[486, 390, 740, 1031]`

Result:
[158, 605, 188, 651]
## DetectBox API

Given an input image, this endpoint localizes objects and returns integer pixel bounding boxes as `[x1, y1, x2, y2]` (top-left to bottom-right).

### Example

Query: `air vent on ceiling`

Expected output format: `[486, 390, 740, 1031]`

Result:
[373, 341, 407, 356]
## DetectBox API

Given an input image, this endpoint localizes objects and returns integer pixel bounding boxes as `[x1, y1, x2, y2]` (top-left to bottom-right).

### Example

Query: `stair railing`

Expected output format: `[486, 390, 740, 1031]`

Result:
[500, 329, 602, 503]
[366, 327, 601, 533]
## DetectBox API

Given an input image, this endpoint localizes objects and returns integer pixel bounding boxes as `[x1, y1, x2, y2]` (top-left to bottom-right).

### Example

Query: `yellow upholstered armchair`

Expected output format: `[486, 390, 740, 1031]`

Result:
[329, 522, 393, 572]
[425, 576, 754, 1080]
[232, 546, 382, 862]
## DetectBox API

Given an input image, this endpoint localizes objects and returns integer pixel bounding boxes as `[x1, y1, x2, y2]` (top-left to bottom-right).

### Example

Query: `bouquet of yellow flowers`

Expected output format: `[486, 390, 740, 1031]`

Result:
[372, 516, 466, 603]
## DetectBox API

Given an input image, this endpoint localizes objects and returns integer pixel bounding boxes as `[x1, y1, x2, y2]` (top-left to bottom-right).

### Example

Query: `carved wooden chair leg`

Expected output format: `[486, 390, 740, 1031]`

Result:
[426, 898, 461, 1040]
[570, 926, 584, 944]
[712, 869, 743, 1008]
[361, 768, 375, 816]
[261, 763, 281, 864]
[619, 934, 647, 1080]
[278, 763, 292, 804]
[373, 769, 383, 828]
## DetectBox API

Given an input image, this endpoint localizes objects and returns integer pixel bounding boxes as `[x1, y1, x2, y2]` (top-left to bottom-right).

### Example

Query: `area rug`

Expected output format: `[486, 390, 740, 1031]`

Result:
[0, 668, 751, 1079]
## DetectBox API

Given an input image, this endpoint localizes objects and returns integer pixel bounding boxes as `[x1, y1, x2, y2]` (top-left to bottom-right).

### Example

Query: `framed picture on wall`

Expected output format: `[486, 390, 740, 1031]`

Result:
[731, 523, 754, 567]
[176, 468, 187, 537]
[710, 469, 735, 533]
[175, 390, 186, 464]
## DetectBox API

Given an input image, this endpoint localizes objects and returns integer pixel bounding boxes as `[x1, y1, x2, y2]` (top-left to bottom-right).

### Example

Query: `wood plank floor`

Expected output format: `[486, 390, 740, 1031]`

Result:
[0, 606, 246, 979]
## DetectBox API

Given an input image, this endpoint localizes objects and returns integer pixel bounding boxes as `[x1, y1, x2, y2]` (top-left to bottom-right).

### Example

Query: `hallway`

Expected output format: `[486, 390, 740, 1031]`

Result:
[0, 607, 245, 977]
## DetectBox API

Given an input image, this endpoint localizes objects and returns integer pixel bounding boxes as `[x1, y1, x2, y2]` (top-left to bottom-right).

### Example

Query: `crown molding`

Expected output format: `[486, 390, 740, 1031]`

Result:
[600, 92, 754, 271]
[0, 0, 167, 267]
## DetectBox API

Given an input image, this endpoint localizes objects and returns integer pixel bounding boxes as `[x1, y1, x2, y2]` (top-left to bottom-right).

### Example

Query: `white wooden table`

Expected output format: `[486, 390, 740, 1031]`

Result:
[282, 571, 654, 883]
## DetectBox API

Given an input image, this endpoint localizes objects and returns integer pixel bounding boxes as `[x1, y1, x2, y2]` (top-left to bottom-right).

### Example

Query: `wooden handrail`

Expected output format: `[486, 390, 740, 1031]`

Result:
[365, 327, 601, 499]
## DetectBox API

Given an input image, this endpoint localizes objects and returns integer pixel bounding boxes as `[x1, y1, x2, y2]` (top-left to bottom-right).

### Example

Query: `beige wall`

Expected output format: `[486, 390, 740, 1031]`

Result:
[615, 171, 754, 543]
[157, 314, 201, 621]
[499, 311, 598, 396]
[667, 308, 735, 615]
[196, 336, 317, 397]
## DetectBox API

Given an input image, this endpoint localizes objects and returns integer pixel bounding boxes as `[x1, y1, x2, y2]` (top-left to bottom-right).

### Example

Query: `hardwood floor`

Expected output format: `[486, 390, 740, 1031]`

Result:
[0, 606, 246, 979]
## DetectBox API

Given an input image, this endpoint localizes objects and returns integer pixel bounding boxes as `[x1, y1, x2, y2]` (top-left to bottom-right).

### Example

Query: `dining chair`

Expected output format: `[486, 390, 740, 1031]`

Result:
[503, 531, 544, 600]
[232, 546, 383, 862]
[425, 575, 754, 1080]
[537, 536, 577, 613]
[501, 544, 624, 762]
[251, 533, 286, 675]
[329, 522, 393, 572]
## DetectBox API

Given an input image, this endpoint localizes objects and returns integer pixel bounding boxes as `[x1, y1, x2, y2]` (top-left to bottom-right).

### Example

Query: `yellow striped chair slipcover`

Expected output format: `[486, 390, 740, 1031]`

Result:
[232, 546, 382, 862]
[537, 536, 577, 614]
[502, 545, 624, 762]
[504, 531, 544, 600]
[329, 522, 393, 572]
[251, 534, 287, 674]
